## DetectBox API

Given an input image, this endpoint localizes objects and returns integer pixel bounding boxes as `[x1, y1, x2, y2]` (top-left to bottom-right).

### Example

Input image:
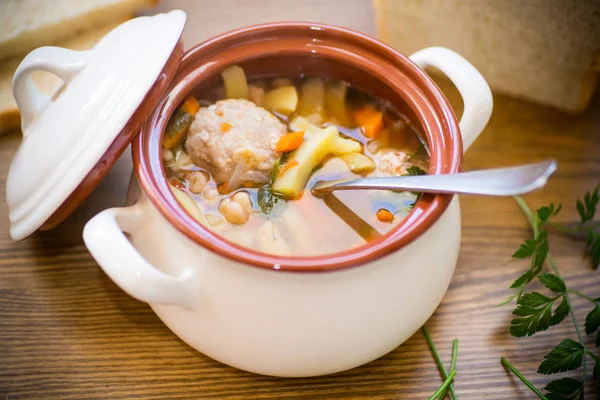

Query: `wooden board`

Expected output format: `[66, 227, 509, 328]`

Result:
[1, 0, 599, 398]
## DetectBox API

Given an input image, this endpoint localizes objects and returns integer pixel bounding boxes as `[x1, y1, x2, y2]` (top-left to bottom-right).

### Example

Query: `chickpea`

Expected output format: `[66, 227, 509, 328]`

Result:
[162, 148, 174, 162]
[187, 171, 209, 194]
[232, 191, 253, 215]
[218, 191, 253, 225]
[220, 199, 247, 224]
[203, 187, 219, 200]
[218, 198, 230, 215]
[177, 152, 192, 166]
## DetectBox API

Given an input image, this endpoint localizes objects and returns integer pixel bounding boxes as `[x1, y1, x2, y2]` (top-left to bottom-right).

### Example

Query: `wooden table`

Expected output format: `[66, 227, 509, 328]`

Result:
[1, 1, 599, 398]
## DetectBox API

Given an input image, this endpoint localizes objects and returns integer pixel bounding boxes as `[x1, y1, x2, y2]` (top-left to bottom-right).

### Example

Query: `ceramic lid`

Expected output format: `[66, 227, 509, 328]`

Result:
[7, 10, 186, 240]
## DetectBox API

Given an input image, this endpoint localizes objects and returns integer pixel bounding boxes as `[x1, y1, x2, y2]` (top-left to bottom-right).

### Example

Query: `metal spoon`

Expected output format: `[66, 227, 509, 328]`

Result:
[311, 160, 557, 196]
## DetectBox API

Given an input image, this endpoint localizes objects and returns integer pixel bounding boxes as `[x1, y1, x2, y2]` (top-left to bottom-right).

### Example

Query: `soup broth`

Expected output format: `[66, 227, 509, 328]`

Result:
[162, 66, 430, 256]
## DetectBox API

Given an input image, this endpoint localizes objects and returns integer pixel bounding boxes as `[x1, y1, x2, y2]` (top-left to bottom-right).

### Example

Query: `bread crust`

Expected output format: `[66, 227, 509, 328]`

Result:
[373, 0, 600, 114]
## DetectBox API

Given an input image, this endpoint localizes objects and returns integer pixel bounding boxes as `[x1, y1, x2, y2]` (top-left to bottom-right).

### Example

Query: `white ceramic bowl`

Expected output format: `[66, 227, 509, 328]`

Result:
[82, 23, 492, 377]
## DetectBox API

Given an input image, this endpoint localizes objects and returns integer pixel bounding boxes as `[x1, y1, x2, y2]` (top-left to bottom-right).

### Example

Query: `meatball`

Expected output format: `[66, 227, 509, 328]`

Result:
[185, 99, 286, 185]
[377, 150, 414, 176]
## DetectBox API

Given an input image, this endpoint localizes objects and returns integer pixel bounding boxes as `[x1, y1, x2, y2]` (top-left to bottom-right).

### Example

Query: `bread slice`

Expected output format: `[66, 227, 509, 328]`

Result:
[0, 21, 126, 134]
[0, 0, 158, 61]
[374, 0, 600, 114]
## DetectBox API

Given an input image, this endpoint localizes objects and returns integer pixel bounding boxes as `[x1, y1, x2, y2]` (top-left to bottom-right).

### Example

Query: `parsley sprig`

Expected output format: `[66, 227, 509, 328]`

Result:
[405, 165, 427, 176]
[500, 190, 600, 399]
[500, 202, 560, 306]
[257, 160, 284, 215]
[420, 187, 599, 398]
[547, 185, 600, 269]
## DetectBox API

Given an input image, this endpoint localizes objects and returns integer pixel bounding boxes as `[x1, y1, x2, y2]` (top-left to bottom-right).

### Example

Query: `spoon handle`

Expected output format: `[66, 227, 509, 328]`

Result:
[312, 160, 557, 196]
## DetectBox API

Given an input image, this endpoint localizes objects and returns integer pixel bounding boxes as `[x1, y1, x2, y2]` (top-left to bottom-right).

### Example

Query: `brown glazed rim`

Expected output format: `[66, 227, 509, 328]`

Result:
[39, 40, 184, 231]
[134, 22, 463, 273]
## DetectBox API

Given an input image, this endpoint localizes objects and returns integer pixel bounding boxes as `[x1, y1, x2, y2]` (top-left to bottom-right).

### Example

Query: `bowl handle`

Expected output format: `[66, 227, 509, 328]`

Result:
[83, 203, 199, 308]
[409, 47, 493, 152]
[12, 46, 94, 134]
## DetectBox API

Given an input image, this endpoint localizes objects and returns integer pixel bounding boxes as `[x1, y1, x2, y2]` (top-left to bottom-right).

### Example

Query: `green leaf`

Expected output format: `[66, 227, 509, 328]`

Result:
[498, 292, 519, 306]
[258, 161, 285, 215]
[403, 166, 427, 195]
[544, 378, 583, 400]
[534, 230, 549, 268]
[539, 273, 566, 293]
[510, 293, 568, 337]
[507, 216, 552, 300]
[257, 186, 276, 214]
[514, 292, 554, 308]
[585, 230, 600, 270]
[545, 378, 582, 393]
[597, 331, 600, 347]
[577, 185, 599, 224]
[555, 203, 563, 216]
[538, 339, 585, 375]
[513, 239, 537, 259]
[576, 200, 586, 223]
[537, 206, 553, 223]
[510, 270, 533, 289]
[538, 203, 562, 224]
[405, 166, 426, 176]
[552, 297, 569, 326]
[585, 306, 600, 335]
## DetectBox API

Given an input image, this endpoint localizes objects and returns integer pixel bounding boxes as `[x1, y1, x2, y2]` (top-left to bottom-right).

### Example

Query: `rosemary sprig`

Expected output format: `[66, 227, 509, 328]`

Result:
[428, 370, 457, 400]
[423, 326, 458, 399]
[439, 339, 458, 399]
[501, 357, 548, 400]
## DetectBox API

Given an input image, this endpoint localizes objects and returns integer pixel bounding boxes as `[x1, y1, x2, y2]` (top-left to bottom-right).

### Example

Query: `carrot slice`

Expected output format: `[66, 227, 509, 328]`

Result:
[180, 95, 200, 115]
[354, 107, 384, 138]
[376, 208, 394, 223]
[275, 131, 305, 152]
[170, 177, 186, 189]
[217, 181, 228, 194]
[221, 122, 232, 133]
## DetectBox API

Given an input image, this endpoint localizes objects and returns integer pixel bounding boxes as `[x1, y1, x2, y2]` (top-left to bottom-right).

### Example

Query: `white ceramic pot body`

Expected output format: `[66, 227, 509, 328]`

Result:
[88, 179, 461, 377]
[82, 28, 493, 377]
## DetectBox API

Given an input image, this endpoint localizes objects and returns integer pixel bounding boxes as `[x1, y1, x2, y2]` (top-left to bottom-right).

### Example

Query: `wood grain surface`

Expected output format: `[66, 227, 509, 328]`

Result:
[1, 1, 599, 398]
